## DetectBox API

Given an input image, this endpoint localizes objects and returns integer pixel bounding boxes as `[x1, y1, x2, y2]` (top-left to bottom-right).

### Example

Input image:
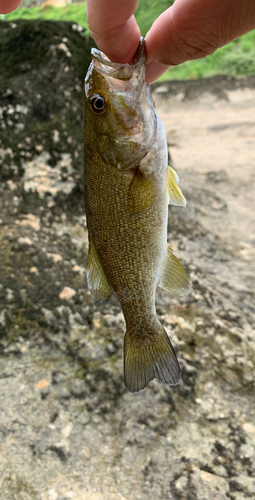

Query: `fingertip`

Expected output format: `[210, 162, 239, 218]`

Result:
[89, 16, 141, 65]
[145, 62, 170, 84]
[87, 0, 141, 65]
[0, 0, 22, 14]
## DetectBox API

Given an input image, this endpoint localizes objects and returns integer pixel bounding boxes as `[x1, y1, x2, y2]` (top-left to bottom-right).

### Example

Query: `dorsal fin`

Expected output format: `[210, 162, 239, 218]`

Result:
[166, 166, 186, 207]
[86, 239, 113, 301]
[158, 245, 191, 296]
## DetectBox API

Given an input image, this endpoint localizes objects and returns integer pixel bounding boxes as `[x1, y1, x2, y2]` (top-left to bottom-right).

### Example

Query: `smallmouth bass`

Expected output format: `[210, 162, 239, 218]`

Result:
[84, 38, 191, 393]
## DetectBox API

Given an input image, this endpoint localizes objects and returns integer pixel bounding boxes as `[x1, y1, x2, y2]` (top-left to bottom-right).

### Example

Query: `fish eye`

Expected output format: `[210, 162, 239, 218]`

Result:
[90, 94, 106, 114]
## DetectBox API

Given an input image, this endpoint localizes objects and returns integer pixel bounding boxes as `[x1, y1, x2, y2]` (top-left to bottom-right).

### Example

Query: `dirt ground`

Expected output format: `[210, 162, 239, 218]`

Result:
[157, 82, 255, 246]
[154, 80, 255, 293]
[0, 20, 255, 500]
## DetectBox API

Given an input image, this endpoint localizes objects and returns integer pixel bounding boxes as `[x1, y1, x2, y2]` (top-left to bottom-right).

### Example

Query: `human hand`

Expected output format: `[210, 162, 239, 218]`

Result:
[0, 0, 22, 14]
[87, 0, 255, 83]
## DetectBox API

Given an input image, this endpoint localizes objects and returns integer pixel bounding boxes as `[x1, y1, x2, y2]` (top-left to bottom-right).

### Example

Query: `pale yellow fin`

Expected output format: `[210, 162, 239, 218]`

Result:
[158, 245, 191, 296]
[86, 239, 113, 301]
[124, 323, 181, 393]
[166, 166, 186, 207]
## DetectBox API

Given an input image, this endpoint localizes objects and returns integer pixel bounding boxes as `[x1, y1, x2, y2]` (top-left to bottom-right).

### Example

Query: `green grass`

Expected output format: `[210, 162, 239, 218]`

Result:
[159, 30, 255, 81]
[135, 0, 174, 37]
[4, 2, 89, 31]
[3, 0, 255, 81]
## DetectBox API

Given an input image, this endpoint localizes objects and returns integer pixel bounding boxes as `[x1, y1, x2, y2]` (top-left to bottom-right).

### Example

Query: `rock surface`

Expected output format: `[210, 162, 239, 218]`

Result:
[0, 20, 255, 500]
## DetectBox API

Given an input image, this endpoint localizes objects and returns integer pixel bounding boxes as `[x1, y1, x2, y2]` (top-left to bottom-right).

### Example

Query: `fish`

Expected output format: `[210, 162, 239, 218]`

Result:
[83, 37, 191, 393]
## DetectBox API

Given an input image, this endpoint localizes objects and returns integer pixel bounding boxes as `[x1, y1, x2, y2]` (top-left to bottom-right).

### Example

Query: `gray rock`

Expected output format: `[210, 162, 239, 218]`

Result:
[6, 288, 14, 302]
[70, 379, 88, 398]
[230, 475, 255, 495]
[42, 307, 57, 326]
[190, 468, 230, 499]
[0, 309, 7, 333]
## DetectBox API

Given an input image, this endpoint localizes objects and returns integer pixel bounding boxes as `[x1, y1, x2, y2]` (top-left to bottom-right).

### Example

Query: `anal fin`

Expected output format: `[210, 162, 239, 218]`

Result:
[166, 166, 186, 207]
[158, 245, 191, 296]
[86, 239, 113, 301]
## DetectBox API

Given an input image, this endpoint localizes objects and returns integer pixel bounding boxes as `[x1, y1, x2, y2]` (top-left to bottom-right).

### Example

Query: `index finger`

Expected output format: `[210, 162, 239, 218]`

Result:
[87, 0, 141, 64]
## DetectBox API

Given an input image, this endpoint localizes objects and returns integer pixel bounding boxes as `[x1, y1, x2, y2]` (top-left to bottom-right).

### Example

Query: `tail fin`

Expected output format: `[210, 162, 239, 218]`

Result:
[124, 324, 181, 393]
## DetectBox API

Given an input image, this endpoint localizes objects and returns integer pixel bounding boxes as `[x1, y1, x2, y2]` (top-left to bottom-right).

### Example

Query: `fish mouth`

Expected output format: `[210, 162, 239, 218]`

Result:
[91, 37, 146, 83]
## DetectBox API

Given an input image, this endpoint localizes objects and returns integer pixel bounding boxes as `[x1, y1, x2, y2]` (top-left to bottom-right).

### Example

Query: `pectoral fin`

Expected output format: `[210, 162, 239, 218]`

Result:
[158, 245, 191, 296]
[166, 166, 186, 207]
[86, 239, 113, 301]
[128, 169, 155, 214]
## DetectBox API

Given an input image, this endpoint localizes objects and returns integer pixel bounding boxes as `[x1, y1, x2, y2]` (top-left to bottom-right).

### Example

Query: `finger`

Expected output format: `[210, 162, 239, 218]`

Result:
[87, 0, 141, 64]
[145, 0, 255, 67]
[145, 1, 218, 67]
[145, 62, 170, 84]
[0, 0, 22, 14]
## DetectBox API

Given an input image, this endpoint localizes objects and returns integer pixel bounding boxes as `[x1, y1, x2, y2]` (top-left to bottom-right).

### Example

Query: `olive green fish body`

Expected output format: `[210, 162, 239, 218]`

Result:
[84, 38, 191, 392]
[85, 118, 166, 314]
